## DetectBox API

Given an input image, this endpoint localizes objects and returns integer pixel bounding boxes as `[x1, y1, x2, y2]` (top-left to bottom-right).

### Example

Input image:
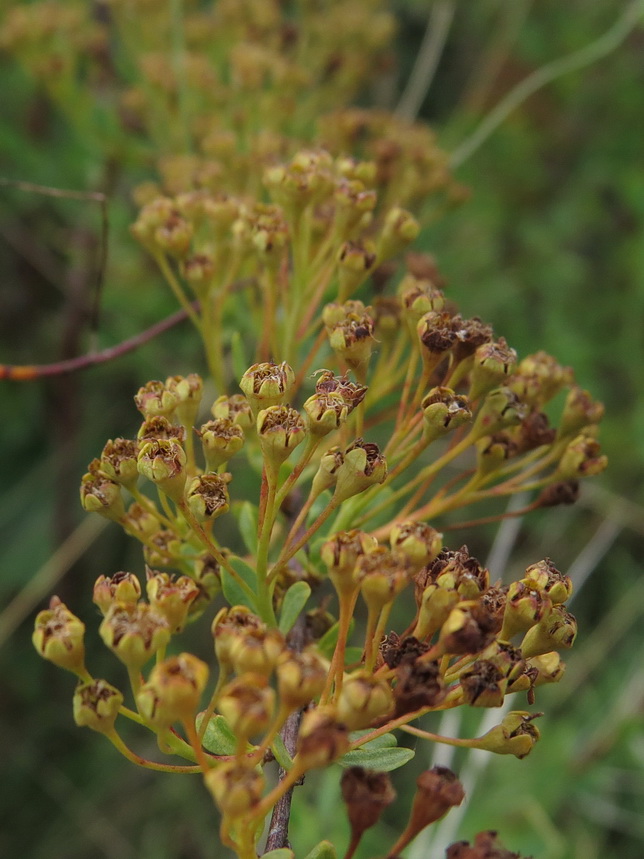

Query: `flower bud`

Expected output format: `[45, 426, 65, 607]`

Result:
[99, 602, 170, 670]
[93, 571, 142, 615]
[314, 370, 368, 413]
[256, 405, 306, 467]
[337, 672, 394, 730]
[336, 241, 377, 297]
[217, 674, 275, 739]
[390, 521, 443, 571]
[416, 311, 459, 376]
[558, 386, 605, 438]
[475, 434, 518, 477]
[80, 460, 125, 521]
[186, 472, 230, 523]
[421, 388, 472, 442]
[239, 362, 295, 413]
[99, 438, 139, 489]
[413, 584, 459, 641]
[311, 446, 344, 499]
[204, 762, 265, 819]
[476, 711, 540, 758]
[137, 415, 185, 442]
[143, 529, 183, 568]
[520, 604, 577, 658]
[472, 388, 528, 439]
[198, 418, 244, 469]
[321, 529, 378, 595]
[424, 546, 490, 600]
[228, 626, 285, 677]
[523, 559, 573, 605]
[327, 305, 376, 372]
[557, 434, 607, 479]
[164, 373, 203, 427]
[356, 547, 411, 613]
[438, 599, 502, 656]
[180, 252, 215, 296]
[211, 393, 253, 429]
[277, 650, 327, 710]
[134, 380, 179, 419]
[296, 706, 350, 769]
[137, 439, 187, 502]
[33, 596, 86, 675]
[399, 275, 445, 324]
[499, 580, 550, 641]
[334, 440, 387, 502]
[136, 653, 209, 728]
[189, 554, 221, 619]
[154, 213, 193, 257]
[377, 207, 420, 261]
[341, 768, 396, 843]
[122, 502, 162, 540]
[211, 606, 264, 674]
[73, 679, 124, 734]
[303, 391, 349, 436]
[529, 651, 566, 687]
[468, 339, 517, 401]
[146, 569, 200, 632]
[517, 351, 573, 404]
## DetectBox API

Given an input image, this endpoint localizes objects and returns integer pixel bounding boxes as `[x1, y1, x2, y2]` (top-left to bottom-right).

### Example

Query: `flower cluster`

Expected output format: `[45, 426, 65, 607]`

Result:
[24, 2, 607, 858]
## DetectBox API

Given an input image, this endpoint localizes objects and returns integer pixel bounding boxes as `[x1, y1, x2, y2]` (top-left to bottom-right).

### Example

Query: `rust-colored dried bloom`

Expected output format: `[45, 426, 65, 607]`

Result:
[80, 460, 125, 521]
[460, 660, 508, 708]
[33, 596, 86, 675]
[393, 658, 446, 716]
[240, 361, 295, 412]
[438, 599, 503, 656]
[341, 767, 396, 840]
[136, 653, 209, 728]
[99, 602, 170, 670]
[426, 545, 490, 600]
[93, 571, 142, 615]
[186, 473, 231, 522]
[73, 679, 123, 734]
[537, 480, 580, 508]
[446, 830, 529, 859]
[327, 302, 376, 371]
[386, 767, 465, 857]
[296, 706, 350, 769]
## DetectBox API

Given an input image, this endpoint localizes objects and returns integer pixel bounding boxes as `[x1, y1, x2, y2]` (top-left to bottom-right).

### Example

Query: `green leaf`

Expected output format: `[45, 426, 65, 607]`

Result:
[237, 500, 259, 554]
[196, 714, 237, 755]
[262, 850, 294, 859]
[349, 730, 398, 750]
[279, 581, 311, 633]
[343, 646, 364, 665]
[230, 330, 248, 384]
[338, 746, 415, 772]
[303, 842, 337, 859]
[221, 556, 257, 611]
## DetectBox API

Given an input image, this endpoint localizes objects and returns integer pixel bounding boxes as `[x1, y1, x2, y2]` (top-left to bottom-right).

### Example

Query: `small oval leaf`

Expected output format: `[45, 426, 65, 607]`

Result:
[196, 714, 237, 755]
[279, 581, 311, 633]
[221, 557, 257, 611]
[338, 746, 415, 772]
[238, 501, 259, 554]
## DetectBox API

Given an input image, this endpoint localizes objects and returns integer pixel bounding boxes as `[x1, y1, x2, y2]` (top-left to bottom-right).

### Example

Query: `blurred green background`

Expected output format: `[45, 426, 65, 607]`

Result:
[1, 1, 643, 858]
